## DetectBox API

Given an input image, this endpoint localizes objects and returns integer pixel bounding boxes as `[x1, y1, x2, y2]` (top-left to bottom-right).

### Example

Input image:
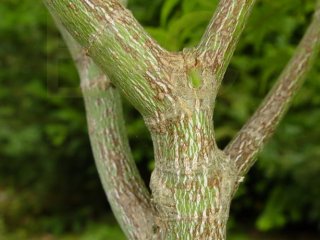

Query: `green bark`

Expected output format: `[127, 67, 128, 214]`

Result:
[53, 17, 155, 240]
[44, 0, 320, 239]
[148, 109, 237, 239]
[225, 6, 320, 177]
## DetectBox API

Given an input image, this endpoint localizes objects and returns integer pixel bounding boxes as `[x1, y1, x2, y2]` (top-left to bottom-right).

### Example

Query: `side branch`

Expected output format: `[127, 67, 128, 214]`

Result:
[197, 0, 256, 85]
[44, 0, 170, 115]
[55, 20, 155, 239]
[225, 6, 320, 176]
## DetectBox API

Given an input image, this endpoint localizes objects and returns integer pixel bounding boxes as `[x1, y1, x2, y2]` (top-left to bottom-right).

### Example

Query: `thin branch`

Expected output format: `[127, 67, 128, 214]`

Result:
[224, 6, 320, 177]
[44, 0, 171, 116]
[53, 17, 155, 240]
[196, 0, 256, 85]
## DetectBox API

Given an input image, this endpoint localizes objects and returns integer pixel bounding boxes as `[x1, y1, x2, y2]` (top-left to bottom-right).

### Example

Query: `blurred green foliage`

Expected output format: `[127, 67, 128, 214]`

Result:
[0, 0, 320, 238]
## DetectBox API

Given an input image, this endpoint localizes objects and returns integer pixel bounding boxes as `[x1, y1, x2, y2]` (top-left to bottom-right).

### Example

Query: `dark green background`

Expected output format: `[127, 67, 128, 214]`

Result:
[1, 0, 320, 239]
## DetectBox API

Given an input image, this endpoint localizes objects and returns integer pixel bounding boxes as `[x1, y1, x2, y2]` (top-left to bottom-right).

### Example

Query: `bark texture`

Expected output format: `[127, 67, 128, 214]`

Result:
[44, 0, 320, 239]
[225, 6, 320, 177]
[53, 18, 155, 240]
[148, 109, 237, 239]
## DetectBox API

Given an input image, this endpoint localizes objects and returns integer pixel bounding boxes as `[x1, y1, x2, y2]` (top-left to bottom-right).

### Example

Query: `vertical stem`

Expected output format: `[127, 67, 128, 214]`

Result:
[44, 0, 320, 239]
[147, 109, 237, 239]
[83, 80, 155, 239]
[197, 0, 256, 86]
[52, 18, 155, 239]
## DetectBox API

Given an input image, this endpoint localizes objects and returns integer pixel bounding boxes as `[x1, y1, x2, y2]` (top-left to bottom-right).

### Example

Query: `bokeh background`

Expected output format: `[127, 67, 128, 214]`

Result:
[1, 0, 320, 239]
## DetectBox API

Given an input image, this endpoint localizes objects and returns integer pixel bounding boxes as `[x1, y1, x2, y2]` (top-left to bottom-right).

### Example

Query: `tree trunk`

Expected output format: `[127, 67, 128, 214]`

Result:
[148, 109, 237, 239]
[43, 0, 320, 239]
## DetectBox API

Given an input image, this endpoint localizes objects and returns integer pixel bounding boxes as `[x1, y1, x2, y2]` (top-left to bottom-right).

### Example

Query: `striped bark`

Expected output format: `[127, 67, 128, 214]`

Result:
[44, 0, 320, 239]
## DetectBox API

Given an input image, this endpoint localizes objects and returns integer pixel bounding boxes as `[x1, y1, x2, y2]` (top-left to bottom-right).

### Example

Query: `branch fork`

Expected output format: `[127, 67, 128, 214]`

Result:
[44, 0, 320, 238]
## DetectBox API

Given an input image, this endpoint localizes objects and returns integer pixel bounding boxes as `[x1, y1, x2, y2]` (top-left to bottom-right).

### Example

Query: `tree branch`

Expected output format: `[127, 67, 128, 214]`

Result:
[44, 0, 172, 116]
[196, 0, 256, 86]
[53, 17, 155, 240]
[224, 5, 320, 177]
